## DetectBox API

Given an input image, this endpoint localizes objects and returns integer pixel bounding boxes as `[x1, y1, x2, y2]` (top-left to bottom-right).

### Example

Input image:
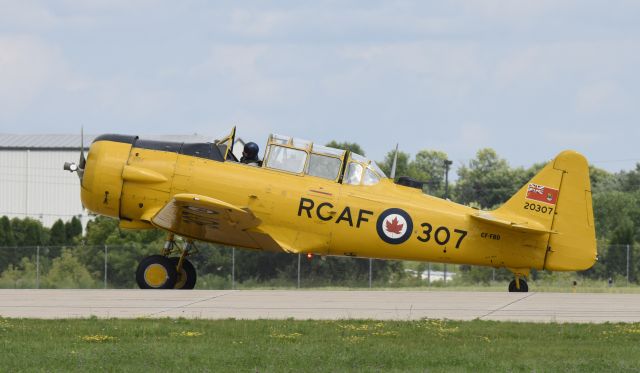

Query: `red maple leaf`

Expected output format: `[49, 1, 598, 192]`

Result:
[385, 217, 404, 234]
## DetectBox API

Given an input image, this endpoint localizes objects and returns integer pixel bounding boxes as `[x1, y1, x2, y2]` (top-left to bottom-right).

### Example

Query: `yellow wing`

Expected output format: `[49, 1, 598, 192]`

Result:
[147, 193, 324, 254]
[149, 193, 264, 247]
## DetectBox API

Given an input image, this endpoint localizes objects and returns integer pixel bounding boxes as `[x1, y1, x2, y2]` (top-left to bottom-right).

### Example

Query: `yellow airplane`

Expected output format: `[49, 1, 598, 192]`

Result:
[64, 127, 596, 292]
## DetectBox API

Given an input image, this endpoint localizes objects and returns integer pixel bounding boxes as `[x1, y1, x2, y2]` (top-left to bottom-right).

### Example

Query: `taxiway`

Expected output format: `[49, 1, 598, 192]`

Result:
[1, 289, 638, 323]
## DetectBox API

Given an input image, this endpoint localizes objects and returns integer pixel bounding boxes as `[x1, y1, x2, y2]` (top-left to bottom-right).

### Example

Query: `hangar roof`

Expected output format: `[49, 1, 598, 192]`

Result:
[0, 133, 213, 150]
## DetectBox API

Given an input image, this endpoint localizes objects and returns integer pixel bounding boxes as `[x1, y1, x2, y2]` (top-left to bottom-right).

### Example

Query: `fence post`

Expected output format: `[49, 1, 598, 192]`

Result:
[297, 253, 301, 289]
[368, 258, 373, 288]
[492, 268, 496, 282]
[627, 244, 630, 284]
[444, 264, 447, 285]
[36, 246, 40, 289]
[232, 247, 235, 290]
[104, 245, 108, 289]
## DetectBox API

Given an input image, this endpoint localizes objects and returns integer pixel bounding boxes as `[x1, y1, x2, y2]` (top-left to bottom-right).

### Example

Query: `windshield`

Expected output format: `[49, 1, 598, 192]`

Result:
[350, 152, 387, 178]
[213, 126, 236, 160]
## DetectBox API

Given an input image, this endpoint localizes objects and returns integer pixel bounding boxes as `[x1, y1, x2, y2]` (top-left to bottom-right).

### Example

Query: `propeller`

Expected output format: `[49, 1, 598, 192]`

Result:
[63, 127, 86, 182]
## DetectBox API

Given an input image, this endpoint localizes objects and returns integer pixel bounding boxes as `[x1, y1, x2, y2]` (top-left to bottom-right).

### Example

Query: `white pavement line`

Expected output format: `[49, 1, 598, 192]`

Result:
[477, 292, 537, 320]
[146, 290, 237, 317]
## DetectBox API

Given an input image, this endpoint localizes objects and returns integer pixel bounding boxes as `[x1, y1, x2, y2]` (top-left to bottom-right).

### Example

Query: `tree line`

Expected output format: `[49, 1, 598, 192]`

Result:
[0, 142, 638, 288]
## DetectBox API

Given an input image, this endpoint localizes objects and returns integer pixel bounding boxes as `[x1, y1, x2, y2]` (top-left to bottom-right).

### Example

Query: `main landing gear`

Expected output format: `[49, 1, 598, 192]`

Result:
[135, 234, 198, 289]
[508, 278, 528, 292]
[508, 269, 529, 293]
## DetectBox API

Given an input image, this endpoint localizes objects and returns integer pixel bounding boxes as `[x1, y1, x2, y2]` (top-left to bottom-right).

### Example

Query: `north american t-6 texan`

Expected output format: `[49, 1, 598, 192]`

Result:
[64, 127, 596, 292]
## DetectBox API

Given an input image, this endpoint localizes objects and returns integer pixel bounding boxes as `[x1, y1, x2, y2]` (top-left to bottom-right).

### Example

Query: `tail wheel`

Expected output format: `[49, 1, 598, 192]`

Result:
[136, 255, 177, 289]
[170, 257, 197, 290]
[508, 278, 529, 293]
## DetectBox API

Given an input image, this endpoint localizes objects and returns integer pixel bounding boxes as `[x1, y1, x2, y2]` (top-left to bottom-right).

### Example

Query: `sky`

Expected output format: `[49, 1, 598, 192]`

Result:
[1, 0, 639, 175]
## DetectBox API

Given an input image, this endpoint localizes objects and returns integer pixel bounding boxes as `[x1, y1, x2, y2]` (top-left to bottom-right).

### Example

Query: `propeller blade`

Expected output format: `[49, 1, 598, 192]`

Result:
[79, 126, 86, 170]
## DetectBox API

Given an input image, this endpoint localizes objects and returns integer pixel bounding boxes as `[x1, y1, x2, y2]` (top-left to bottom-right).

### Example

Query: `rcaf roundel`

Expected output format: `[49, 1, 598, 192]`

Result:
[376, 208, 414, 244]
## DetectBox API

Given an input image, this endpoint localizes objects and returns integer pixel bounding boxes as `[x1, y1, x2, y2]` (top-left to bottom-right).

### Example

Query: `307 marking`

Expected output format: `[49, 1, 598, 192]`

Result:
[524, 202, 554, 215]
[417, 223, 467, 248]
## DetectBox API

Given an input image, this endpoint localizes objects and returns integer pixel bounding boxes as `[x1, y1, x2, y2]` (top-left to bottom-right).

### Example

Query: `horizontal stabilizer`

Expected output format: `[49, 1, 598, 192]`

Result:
[470, 212, 556, 234]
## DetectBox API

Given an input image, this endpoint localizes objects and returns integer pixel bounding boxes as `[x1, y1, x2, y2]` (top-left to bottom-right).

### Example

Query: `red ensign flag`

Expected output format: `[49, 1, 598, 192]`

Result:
[525, 183, 559, 205]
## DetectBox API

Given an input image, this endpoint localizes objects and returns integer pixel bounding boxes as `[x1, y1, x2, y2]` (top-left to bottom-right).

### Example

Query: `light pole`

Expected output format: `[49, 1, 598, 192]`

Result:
[444, 159, 453, 200]
[443, 159, 453, 285]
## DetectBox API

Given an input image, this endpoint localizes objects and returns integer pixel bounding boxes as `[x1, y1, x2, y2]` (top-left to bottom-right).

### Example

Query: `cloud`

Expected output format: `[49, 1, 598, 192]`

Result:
[575, 81, 621, 114]
[543, 130, 599, 150]
[190, 44, 288, 104]
[228, 8, 292, 38]
[0, 36, 67, 120]
[0, 1, 60, 30]
[461, 0, 565, 20]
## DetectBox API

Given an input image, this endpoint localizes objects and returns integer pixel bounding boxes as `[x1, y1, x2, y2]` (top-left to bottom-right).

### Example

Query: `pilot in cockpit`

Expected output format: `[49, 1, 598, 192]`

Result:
[240, 142, 262, 166]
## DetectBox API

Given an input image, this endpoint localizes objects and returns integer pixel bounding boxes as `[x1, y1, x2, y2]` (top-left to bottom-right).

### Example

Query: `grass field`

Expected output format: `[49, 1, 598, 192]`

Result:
[1, 317, 639, 372]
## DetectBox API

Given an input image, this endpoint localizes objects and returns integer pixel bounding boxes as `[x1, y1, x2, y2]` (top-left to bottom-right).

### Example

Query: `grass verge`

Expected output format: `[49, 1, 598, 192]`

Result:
[1, 317, 639, 372]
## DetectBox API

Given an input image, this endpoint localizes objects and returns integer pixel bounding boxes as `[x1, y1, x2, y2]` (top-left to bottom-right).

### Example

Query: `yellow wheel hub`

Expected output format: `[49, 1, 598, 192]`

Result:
[144, 264, 168, 288]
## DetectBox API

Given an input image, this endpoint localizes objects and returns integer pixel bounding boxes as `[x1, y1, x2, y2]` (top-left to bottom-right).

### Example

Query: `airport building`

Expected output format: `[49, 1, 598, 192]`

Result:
[0, 133, 212, 227]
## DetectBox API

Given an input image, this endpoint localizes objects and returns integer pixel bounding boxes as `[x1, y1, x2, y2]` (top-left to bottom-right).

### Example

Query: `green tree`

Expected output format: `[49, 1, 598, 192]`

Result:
[10, 218, 48, 247]
[592, 191, 638, 241]
[49, 220, 66, 245]
[44, 249, 96, 288]
[65, 216, 83, 244]
[589, 166, 619, 194]
[0, 257, 38, 288]
[76, 216, 164, 288]
[0, 216, 16, 247]
[454, 148, 520, 209]
[325, 141, 365, 155]
[378, 149, 410, 180]
[409, 150, 449, 196]
[605, 220, 636, 281]
[48, 219, 67, 258]
[618, 164, 640, 193]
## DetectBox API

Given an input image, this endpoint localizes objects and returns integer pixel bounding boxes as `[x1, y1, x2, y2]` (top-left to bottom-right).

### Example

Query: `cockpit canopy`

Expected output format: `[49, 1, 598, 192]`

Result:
[210, 127, 386, 185]
[262, 134, 387, 185]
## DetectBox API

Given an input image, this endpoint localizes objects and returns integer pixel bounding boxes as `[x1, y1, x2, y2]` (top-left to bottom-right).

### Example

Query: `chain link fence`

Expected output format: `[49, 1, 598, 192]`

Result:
[0, 244, 635, 289]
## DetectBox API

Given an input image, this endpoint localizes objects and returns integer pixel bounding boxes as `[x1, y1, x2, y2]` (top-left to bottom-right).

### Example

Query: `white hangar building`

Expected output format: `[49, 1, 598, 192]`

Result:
[0, 133, 214, 227]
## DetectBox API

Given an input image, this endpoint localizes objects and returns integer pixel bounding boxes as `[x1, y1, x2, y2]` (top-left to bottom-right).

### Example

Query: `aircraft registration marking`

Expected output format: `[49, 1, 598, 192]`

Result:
[298, 198, 373, 228]
[523, 202, 554, 215]
[297, 198, 469, 248]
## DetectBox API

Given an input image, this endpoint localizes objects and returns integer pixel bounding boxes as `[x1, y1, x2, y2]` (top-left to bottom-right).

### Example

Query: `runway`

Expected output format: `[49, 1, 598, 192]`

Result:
[1, 289, 639, 323]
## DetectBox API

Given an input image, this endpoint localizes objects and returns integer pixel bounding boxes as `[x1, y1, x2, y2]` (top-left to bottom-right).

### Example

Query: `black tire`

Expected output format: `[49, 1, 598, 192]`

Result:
[508, 279, 529, 293]
[169, 257, 197, 290]
[136, 255, 177, 289]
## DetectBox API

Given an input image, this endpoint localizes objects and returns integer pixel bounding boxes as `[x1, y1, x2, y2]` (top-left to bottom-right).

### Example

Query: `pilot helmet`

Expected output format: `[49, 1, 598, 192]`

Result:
[243, 142, 259, 159]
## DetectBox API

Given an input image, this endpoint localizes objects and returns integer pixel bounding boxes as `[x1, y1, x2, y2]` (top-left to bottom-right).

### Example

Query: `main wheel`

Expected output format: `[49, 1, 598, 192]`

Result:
[136, 255, 177, 289]
[169, 257, 197, 290]
[508, 278, 529, 293]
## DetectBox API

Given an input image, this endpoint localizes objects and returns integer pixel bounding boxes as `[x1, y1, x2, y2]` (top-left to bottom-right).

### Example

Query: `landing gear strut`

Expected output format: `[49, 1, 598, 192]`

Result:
[135, 234, 198, 289]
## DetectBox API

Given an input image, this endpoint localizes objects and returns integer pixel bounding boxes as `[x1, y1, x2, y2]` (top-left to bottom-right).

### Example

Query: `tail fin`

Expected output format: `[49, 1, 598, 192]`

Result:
[493, 150, 597, 271]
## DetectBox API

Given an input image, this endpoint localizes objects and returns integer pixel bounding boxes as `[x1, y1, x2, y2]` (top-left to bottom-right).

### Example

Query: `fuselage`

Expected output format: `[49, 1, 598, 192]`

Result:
[81, 135, 552, 271]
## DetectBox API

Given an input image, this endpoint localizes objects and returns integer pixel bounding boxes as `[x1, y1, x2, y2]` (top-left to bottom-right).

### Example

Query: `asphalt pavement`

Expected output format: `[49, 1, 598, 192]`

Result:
[1, 289, 639, 323]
